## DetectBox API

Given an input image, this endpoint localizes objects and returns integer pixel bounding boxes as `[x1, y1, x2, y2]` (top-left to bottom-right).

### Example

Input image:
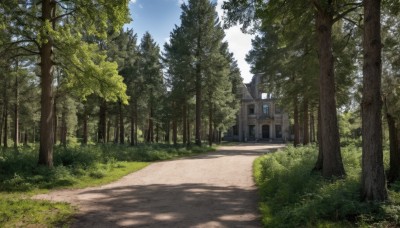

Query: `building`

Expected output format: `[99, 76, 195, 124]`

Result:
[225, 74, 290, 142]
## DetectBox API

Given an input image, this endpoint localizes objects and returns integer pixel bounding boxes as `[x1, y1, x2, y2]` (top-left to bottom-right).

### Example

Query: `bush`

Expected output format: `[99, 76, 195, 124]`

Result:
[0, 143, 214, 192]
[254, 145, 400, 227]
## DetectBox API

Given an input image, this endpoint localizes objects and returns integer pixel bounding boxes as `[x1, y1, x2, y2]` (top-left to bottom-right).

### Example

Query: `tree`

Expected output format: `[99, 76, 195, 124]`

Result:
[223, 0, 362, 178]
[138, 32, 163, 143]
[0, 0, 130, 167]
[361, 0, 388, 202]
[180, 0, 224, 146]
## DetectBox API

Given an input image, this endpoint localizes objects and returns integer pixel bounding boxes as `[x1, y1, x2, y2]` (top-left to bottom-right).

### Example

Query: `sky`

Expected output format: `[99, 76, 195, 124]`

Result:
[126, 0, 254, 83]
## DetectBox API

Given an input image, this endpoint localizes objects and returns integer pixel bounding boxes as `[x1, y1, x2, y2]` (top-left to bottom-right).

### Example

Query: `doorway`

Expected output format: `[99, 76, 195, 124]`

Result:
[262, 125, 270, 138]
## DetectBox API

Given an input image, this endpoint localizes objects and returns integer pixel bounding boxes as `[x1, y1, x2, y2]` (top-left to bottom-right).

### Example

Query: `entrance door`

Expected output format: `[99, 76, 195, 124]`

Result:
[262, 125, 270, 138]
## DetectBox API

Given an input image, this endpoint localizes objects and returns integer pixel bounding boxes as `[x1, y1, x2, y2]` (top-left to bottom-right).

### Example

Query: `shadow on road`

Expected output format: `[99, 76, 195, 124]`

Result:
[72, 183, 261, 227]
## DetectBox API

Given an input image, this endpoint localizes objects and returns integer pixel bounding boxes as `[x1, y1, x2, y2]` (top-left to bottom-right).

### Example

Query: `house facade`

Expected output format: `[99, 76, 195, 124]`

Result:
[225, 74, 290, 142]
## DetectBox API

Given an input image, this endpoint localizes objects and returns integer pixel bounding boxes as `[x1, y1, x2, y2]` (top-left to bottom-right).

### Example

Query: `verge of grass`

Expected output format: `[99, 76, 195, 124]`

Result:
[0, 193, 75, 228]
[0, 143, 214, 227]
[253, 145, 400, 227]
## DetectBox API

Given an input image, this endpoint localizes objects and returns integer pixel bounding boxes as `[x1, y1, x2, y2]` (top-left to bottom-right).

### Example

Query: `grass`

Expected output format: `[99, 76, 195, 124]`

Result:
[253, 145, 400, 227]
[0, 143, 215, 227]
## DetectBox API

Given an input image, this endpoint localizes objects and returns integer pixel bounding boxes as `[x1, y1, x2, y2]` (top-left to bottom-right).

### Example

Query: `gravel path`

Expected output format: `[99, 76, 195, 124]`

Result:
[34, 143, 284, 227]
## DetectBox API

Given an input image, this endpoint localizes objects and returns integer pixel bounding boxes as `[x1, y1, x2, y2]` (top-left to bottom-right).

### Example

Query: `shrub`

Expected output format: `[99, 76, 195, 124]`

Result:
[254, 145, 400, 227]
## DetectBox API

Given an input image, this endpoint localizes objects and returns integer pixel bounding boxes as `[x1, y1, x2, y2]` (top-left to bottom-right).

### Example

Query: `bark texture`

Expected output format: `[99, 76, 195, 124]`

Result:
[316, 9, 345, 178]
[38, 0, 54, 167]
[313, 105, 323, 172]
[361, 0, 388, 201]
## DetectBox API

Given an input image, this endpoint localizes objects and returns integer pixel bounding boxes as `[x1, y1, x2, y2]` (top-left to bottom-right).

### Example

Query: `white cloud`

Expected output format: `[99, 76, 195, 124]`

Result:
[130, 0, 137, 4]
[216, 0, 255, 83]
[177, 0, 187, 6]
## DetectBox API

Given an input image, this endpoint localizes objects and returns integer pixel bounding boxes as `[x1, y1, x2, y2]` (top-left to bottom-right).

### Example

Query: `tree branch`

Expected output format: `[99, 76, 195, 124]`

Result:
[333, 4, 362, 23]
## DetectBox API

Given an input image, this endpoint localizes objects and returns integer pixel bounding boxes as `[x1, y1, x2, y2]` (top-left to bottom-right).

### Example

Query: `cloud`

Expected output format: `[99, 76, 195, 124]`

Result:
[177, 0, 187, 6]
[130, 0, 137, 4]
[216, 0, 255, 83]
[139, 4, 143, 8]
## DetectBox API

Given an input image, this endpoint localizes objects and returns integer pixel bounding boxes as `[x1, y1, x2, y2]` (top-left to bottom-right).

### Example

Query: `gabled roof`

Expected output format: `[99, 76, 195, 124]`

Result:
[241, 83, 254, 100]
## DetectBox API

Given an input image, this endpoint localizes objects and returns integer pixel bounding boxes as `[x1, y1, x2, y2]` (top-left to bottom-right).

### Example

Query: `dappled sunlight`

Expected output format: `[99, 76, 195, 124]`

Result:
[70, 184, 260, 227]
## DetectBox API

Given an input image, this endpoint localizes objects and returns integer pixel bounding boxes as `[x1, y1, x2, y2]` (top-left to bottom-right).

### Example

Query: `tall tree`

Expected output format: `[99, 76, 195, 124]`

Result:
[0, 0, 130, 166]
[138, 32, 163, 143]
[361, 0, 388, 202]
[223, 0, 361, 178]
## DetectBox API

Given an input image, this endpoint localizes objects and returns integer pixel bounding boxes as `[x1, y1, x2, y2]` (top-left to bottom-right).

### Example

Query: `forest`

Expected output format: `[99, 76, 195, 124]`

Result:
[1, 0, 400, 227]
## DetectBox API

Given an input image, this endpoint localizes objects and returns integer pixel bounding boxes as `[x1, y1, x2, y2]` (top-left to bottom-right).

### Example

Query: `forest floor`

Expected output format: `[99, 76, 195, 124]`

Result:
[34, 143, 284, 227]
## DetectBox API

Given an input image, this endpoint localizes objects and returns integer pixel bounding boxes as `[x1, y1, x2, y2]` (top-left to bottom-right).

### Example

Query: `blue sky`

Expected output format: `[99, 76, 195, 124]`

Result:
[127, 0, 254, 83]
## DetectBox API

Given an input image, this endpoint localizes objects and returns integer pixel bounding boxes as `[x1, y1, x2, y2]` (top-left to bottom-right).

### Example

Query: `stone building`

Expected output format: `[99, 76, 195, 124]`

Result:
[225, 74, 290, 142]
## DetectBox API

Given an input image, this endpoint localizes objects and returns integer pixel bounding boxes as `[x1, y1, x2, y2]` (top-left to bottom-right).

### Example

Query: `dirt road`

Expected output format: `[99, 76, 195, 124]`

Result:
[34, 143, 284, 227]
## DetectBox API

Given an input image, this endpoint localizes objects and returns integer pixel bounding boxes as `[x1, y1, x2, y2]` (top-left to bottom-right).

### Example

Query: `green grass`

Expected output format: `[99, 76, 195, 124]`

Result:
[253, 145, 400, 227]
[0, 143, 215, 227]
[0, 193, 74, 228]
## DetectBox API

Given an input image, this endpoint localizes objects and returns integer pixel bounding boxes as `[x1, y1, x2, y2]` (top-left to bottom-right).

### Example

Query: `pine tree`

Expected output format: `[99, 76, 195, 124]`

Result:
[0, 0, 130, 167]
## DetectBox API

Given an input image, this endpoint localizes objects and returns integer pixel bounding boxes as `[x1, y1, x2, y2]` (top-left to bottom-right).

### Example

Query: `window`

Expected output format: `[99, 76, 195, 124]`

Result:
[275, 105, 282, 114]
[275, 125, 282, 138]
[249, 125, 255, 137]
[248, 104, 255, 115]
[261, 93, 268, 99]
[262, 104, 269, 115]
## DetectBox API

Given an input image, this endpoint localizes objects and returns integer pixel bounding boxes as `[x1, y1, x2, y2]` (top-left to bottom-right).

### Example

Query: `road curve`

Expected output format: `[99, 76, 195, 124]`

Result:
[34, 143, 284, 227]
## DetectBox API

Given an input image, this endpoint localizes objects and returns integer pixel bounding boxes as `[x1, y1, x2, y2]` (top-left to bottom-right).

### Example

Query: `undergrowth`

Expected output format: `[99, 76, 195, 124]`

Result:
[254, 145, 400, 227]
[0, 143, 214, 227]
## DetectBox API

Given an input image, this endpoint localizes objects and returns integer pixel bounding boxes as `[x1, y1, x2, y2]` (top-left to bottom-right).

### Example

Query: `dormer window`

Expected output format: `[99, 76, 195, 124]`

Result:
[261, 93, 268, 99]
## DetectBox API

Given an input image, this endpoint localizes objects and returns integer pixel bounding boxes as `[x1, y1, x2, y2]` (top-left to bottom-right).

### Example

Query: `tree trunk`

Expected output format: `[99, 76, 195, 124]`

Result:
[114, 114, 119, 144]
[134, 100, 138, 145]
[293, 97, 300, 147]
[0, 105, 3, 147]
[172, 119, 177, 145]
[60, 109, 67, 147]
[316, 9, 345, 178]
[130, 110, 135, 146]
[38, 0, 55, 167]
[183, 102, 187, 144]
[313, 105, 323, 172]
[53, 96, 57, 145]
[3, 103, 8, 148]
[82, 105, 88, 144]
[155, 123, 159, 143]
[303, 99, 309, 145]
[119, 101, 124, 144]
[195, 35, 202, 147]
[361, 0, 387, 201]
[98, 100, 107, 143]
[386, 111, 400, 183]
[14, 68, 19, 149]
[208, 104, 213, 147]
[107, 119, 111, 143]
[165, 121, 170, 144]
[186, 115, 192, 146]
[310, 109, 315, 142]
[24, 128, 28, 146]
[146, 105, 154, 143]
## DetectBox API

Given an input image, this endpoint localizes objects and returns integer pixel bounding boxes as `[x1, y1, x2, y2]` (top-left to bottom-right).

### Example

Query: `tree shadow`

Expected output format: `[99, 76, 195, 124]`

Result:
[71, 184, 261, 227]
